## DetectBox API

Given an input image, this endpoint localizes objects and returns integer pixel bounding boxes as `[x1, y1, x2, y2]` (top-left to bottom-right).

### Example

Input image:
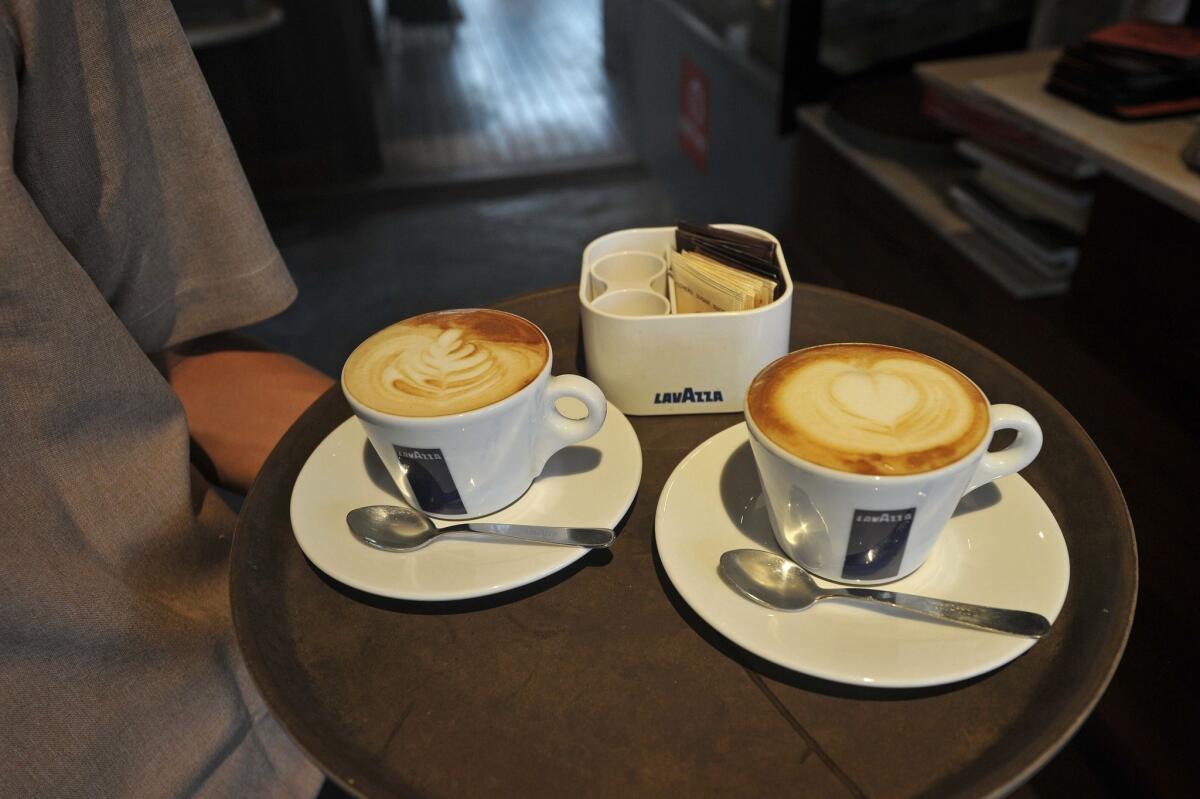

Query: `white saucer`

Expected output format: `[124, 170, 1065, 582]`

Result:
[655, 424, 1070, 688]
[291, 402, 641, 601]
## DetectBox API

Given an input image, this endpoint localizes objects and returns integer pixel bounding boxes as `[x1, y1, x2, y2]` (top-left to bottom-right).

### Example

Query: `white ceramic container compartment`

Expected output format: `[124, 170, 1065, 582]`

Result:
[579, 225, 793, 415]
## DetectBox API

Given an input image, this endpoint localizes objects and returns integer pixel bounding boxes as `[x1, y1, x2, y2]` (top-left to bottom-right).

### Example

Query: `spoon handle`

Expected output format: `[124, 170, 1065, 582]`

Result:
[832, 588, 1051, 638]
[447, 523, 615, 549]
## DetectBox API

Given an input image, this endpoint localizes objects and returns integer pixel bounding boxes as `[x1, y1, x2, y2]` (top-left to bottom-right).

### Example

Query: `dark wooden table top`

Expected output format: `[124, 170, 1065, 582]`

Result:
[232, 284, 1136, 799]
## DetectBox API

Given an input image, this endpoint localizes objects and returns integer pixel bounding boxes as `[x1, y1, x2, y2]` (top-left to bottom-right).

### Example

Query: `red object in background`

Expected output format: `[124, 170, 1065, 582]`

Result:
[1087, 19, 1200, 61]
[679, 58, 709, 172]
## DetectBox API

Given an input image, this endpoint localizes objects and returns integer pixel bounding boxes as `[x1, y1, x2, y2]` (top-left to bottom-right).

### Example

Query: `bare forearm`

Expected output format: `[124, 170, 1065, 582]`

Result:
[164, 338, 333, 493]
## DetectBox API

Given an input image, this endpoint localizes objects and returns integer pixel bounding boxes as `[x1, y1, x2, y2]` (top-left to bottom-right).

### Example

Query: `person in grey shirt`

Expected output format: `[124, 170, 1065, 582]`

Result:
[1, 1, 331, 795]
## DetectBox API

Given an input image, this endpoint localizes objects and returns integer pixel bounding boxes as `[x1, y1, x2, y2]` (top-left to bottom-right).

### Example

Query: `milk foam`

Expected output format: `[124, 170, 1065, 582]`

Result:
[748, 345, 989, 475]
[344, 310, 548, 416]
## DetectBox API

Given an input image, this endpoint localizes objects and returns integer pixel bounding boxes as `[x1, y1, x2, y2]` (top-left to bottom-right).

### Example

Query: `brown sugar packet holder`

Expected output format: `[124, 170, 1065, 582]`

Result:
[675, 222, 782, 296]
[676, 226, 776, 272]
[677, 221, 776, 261]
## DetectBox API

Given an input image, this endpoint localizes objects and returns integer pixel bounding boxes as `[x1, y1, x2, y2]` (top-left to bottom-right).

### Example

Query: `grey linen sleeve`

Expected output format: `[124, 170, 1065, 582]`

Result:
[6, 0, 297, 353]
[0, 6, 322, 797]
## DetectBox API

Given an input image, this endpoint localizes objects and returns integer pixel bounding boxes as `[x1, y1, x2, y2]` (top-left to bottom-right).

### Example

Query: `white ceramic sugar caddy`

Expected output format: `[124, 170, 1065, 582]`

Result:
[579, 224, 793, 416]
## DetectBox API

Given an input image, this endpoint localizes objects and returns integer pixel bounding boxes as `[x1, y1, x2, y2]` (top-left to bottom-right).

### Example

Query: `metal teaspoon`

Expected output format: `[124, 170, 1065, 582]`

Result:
[719, 549, 1050, 638]
[346, 504, 615, 553]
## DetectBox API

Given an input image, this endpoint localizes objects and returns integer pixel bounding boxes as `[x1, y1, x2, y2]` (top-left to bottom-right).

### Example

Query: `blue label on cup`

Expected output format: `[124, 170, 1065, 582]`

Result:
[394, 446, 466, 515]
[842, 508, 915, 580]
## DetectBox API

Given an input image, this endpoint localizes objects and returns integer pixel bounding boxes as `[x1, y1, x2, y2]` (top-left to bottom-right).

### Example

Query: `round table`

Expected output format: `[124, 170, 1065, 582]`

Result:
[232, 284, 1136, 798]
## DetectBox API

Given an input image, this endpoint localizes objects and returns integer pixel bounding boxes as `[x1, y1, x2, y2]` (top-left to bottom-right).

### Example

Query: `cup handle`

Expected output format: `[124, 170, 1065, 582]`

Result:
[533, 375, 608, 473]
[966, 404, 1043, 492]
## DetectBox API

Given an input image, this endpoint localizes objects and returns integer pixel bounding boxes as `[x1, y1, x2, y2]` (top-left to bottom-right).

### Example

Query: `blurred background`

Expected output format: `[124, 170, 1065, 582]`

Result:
[177, 1, 1198, 795]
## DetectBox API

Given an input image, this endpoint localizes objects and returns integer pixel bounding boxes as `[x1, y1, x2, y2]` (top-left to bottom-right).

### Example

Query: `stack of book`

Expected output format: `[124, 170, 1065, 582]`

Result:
[1046, 20, 1200, 121]
[946, 139, 1091, 283]
[922, 66, 1097, 181]
[920, 54, 1097, 293]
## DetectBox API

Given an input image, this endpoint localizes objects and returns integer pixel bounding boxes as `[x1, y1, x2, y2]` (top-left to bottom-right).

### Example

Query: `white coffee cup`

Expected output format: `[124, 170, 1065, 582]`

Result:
[343, 313, 607, 519]
[744, 346, 1043, 584]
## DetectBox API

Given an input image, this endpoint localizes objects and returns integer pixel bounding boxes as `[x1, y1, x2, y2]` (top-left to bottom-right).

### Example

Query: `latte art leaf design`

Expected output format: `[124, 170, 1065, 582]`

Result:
[344, 310, 549, 416]
[390, 329, 504, 398]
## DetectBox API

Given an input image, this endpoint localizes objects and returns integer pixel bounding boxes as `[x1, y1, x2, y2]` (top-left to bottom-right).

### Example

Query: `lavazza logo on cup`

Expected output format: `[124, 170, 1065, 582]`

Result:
[392, 445, 465, 516]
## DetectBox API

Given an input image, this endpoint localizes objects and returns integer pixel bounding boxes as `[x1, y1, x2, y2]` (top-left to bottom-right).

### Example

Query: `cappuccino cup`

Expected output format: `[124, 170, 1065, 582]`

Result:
[744, 343, 1042, 584]
[342, 309, 607, 519]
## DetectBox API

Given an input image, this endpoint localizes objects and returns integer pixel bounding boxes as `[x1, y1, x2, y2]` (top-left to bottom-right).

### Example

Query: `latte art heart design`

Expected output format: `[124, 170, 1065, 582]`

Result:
[808, 360, 952, 448]
[745, 344, 990, 475]
[829, 370, 921, 429]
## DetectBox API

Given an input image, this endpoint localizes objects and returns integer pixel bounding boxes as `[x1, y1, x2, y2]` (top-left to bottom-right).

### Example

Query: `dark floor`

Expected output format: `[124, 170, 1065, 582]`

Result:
[243, 0, 654, 363]
[247, 173, 672, 373]
[375, 0, 635, 184]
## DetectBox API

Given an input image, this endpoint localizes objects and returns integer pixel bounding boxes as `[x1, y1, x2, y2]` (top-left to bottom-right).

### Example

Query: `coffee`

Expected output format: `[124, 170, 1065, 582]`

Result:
[746, 344, 989, 476]
[344, 309, 549, 417]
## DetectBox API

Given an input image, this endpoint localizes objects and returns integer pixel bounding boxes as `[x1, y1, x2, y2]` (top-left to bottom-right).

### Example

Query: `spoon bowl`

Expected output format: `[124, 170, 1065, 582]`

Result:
[719, 549, 1050, 638]
[348, 505, 441, 551]
[346, 504, 615, 552]
[719, 548, 821, 610]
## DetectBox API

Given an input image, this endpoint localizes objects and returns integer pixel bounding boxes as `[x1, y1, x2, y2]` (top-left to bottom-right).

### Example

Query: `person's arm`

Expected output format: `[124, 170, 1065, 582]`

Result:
[162, 334, 333, 493]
